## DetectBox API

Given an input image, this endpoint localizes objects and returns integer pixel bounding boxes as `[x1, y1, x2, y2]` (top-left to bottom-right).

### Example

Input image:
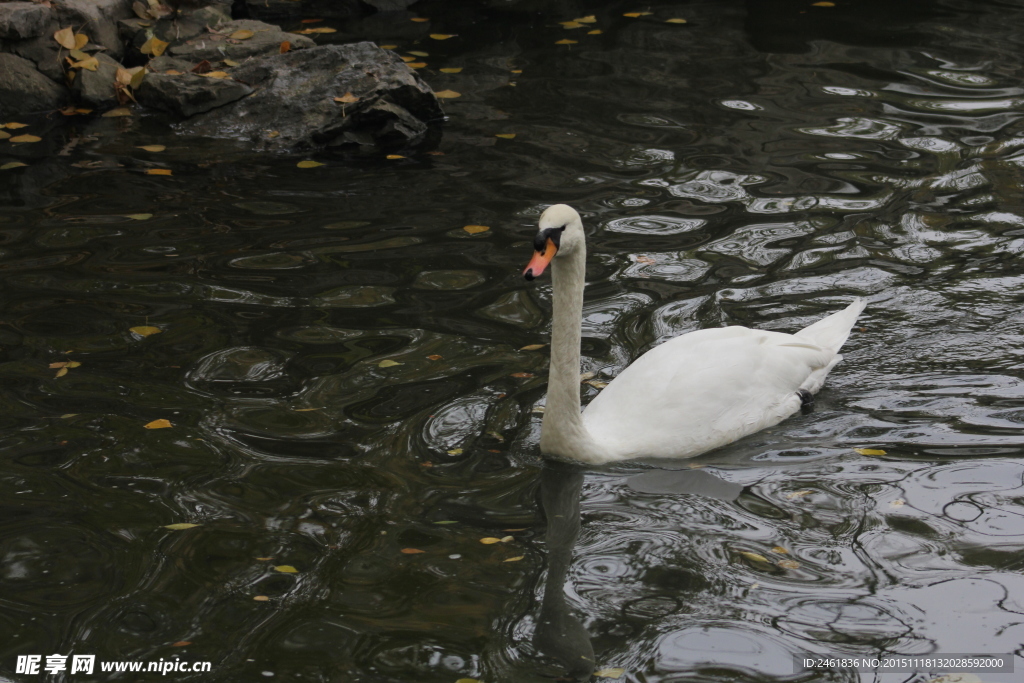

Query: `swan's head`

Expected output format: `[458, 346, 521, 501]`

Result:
[523, 204, 584, 280]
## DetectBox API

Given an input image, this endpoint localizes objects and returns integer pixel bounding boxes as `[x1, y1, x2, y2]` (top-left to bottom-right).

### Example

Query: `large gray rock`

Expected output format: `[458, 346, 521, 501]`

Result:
[181, 42, 443, 150]
[70, 52, 122, 109]
[168, 19, 314, 62]
[0, 53, 69, 116]
[137, 72, 252, 117]
[0, 2, 51, 40]
[52, 0, 134, 59]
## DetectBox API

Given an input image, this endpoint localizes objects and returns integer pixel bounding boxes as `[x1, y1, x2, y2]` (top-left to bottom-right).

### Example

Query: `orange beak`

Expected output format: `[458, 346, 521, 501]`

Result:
[523, 238, 558, 280]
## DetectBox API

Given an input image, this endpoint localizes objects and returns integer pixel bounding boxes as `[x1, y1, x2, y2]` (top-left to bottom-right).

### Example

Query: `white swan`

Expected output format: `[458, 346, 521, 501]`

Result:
[522, 204, 866, 465]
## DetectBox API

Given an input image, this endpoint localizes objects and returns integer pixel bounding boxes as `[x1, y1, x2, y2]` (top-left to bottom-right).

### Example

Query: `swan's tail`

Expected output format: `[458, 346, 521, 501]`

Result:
[794, 298, 866, 354]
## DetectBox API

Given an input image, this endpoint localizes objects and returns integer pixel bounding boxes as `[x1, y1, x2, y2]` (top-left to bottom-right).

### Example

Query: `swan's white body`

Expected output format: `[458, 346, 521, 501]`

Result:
[526, 204, 865, 465]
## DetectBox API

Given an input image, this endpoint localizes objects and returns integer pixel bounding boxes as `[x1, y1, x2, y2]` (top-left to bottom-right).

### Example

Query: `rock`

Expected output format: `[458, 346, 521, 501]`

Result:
[136, 71, 252, 117]
[168, 19, 314, 62]
[181, 42, 443, 150]
[186, 4, 231, 26]
[51, 0, 135, 59]
[0, 2, 51, 40]
[0, 53, 69, 116]
[7, 21, 68, 83]
[147, 55, 197, 73]
[70, 53, 123, 109]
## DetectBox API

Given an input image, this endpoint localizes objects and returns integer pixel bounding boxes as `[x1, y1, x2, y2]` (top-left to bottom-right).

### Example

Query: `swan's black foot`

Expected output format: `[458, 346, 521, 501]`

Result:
[798, 389, 814, 415]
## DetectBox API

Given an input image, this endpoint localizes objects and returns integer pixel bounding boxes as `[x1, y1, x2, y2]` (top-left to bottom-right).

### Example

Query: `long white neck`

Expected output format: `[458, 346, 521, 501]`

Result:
[539, 243, 607, 463]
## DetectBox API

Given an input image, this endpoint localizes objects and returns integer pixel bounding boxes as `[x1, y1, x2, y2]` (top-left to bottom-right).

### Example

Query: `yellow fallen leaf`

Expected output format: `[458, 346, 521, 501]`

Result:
[520, 344, 545, 351]
[54, 26, 76, 49]
[65, 361, 81, 369]
[560, 21, 584, 28]
[9, 134, 41, 143]
[407, 62, 426, 68]
[812, 1, 835, 5]
[410, 17, 429, 22]
[279, 41, 290, 53]
[223, 58, 240, 66]
[200, 71, 231, 79]
[575, 15, 597, 23]
[435, 89, 461, 98]
[595, 670, 626, 679]
[439, 67, 462, 73]
[164, 69, 183, 75]
[130, 325, 162, 336]
[140, 36, 169, 56]
[297, 160, 324, 168]
[623, 12, 652, 17]
[334, 92, 359, 103]
[274, 565, 298, 573]
[495, 133, 516, 139]
[230, 29, 254, 39]
[555, 39, 578, 45]
[138, 145, 165, 152]
[255, 557, 273, 561]
[70, 48, 89, 61]
[253, 595, 270, 601]
[0, 162, 27, 170]
[164, 523, 200, 530]
[3, 122, 28, 129]
[380, 44, 397, 49]
[500, 535, 513, 543]
[480, 537, 501, 544]
[298, 26, 336, 34]
[378, 359, 402, 367]
[430, 33, 454, 40]
[386, 154, 405, 159]
[855, 448, 886, 455]
[588, 29, 603, 34]
[407, 50, 428, 56]
[0, 130, 9, 139]
[267, 130, 279, 138]
[739, 551, 770, 563]
[447, 448, 463, 455]
[785, 490, 813, 499]
[463, 224, 489, 234]
[146, 169, 172, 175]
[400, 55, 415, 62]
[49, 362, 68, 368]
[71, 57, 99, 71]
[665, 18, 688, 23]
[55, 367, 68, 378]
[510, 69, 522, 73]
[103, 107, 132, 117]
[503, 556, 524, 562]
[74, 32, 88, 49]
[400, 548, 425, 554]
[145, 418, 173, 429]
[777, 559, 801, 569]
[770, 546, 788, 554]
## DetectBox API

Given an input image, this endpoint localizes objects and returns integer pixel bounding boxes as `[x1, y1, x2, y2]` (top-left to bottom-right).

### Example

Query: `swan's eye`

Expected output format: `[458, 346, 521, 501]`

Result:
[533, 226, 565, 251]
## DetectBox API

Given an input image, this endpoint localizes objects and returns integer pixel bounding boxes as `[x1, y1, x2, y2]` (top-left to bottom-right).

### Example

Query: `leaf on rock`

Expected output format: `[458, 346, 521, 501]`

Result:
[555, 39, 578, 44]
[230, 29, 254, 39]
[297, 160, 323, 168]
[140, 36, 169, 56]
[400, 548, 425, 554]
[495, 133, 515, 139]
[70, 48, 89, 61]
[54, 26, 76, 49]
[435, 89, 461, 98]
[146, 168, 172, 175]
[164, 522, 200, 530]
[854, 448, 886, 455]
[334, 92, 359, 103]
[480, 537, 501, 544]
[131, 325, 162, 336]
[133, 0, 151, 19]
[430, 33, 454, 40]
[103, 107, 132, 117]
[439, 67, 462, 73]
[378, 359, 402, 367]
[9, 134, 41, 143]
[200, 71, 231, 79]
[380, 44, 397, 49]
[223, 58, 240, 67]
[739, 551, 770, 563]
[0, 162, 27, 170]
[595, 670, 626, 679]
[145, 418, 173, 429]
[463, 224, 489, 234]
[279, 40, 291, 53]
[137, 144, 165, 152]
[273, 565, 298, 573]
[74, 33, 88, 49]
[71, 57, 99, 71]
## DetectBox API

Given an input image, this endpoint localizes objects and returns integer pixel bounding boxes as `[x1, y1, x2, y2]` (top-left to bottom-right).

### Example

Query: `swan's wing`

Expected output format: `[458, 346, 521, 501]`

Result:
[582, 326, 835, 460]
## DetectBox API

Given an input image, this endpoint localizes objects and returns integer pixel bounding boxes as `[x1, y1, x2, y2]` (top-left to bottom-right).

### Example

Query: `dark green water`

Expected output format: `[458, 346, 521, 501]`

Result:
[3, 1, 1024, 681]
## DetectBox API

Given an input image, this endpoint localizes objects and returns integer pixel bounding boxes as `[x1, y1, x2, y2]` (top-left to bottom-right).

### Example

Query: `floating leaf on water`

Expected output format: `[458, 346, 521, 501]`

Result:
[770, 546, 789, 554]
[279, 40, 291, 53]
[520, 344, 545, 351]
[410, 17, 428, 22]
[164, 523, 199, 530]
[407, 50, 428, 56]
[777, 559, 801, 569]
[785, 490, 812, 499]
[623, 11, 652, 17]
[447, 448, 463, 455]
[253, 595, 270, 601]
[334, 92, 359, 103]
[427, 354, 442, 360]
[54, 367, 68, 378]
[0, 162, 27, 170]
[65, 361, 81, 368]
[378, 359, 402, 368]
[400, 55, 415, 62]
[433, 520, 457, 524]
[511, 372, 534, 378]
[230, 29, 254, 39]
[103, 107, 132, 117]
[854, 448, 886, 455]
[429, 33, 454, 39]
[407, 62, 426, 68]
[54, 26, 76, 49]
[138, 144, 165, 152]
[555, 39, 578, 44]
[145, 418, 172, 429]
[500, 535, 513, 543]
[274, 565, 298, 573]
[495, 133, 516, 139]
[380, 44, 397, 49]
[463, 224, 489, 234]
[560, 21, 584, 28]
[812, 1, 835, 5]
[130, 325, 162, 336]
[739, 551, 770, 563]
[480, 537, 501, 544]
[298, 26, 336, 34]
[400, 548, 425, 554]
[126, 212, 154, 220]
[140, 36, 169, 56]
[297, 160, 324, 168]
[0, 130, 9, 139]
[665, 18, 688, 23]
[580, 371, 596, 381]
[3, 122, 28, 129]
[10, 134, 41, 143]
[687, 462, 706, 469]
[146, 169, 172, 175]
[439, 67, 463, 73]
[455, 679, 482, 683]
[890, 499, 905, 507]
[575, 15, 597, 23]
[532, 406, 545, 413]
[504, 556, 524, 562]
[386, 154, 405, 159]
[61, 413, 78, 418]
[595, 669, 626, 680]
[301, 18, 324, 23]
[435, 89, 461, 98]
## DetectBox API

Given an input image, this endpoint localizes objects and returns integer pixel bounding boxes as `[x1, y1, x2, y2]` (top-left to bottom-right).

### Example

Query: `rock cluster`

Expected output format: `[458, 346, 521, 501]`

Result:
[0, 0, 441, 150]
